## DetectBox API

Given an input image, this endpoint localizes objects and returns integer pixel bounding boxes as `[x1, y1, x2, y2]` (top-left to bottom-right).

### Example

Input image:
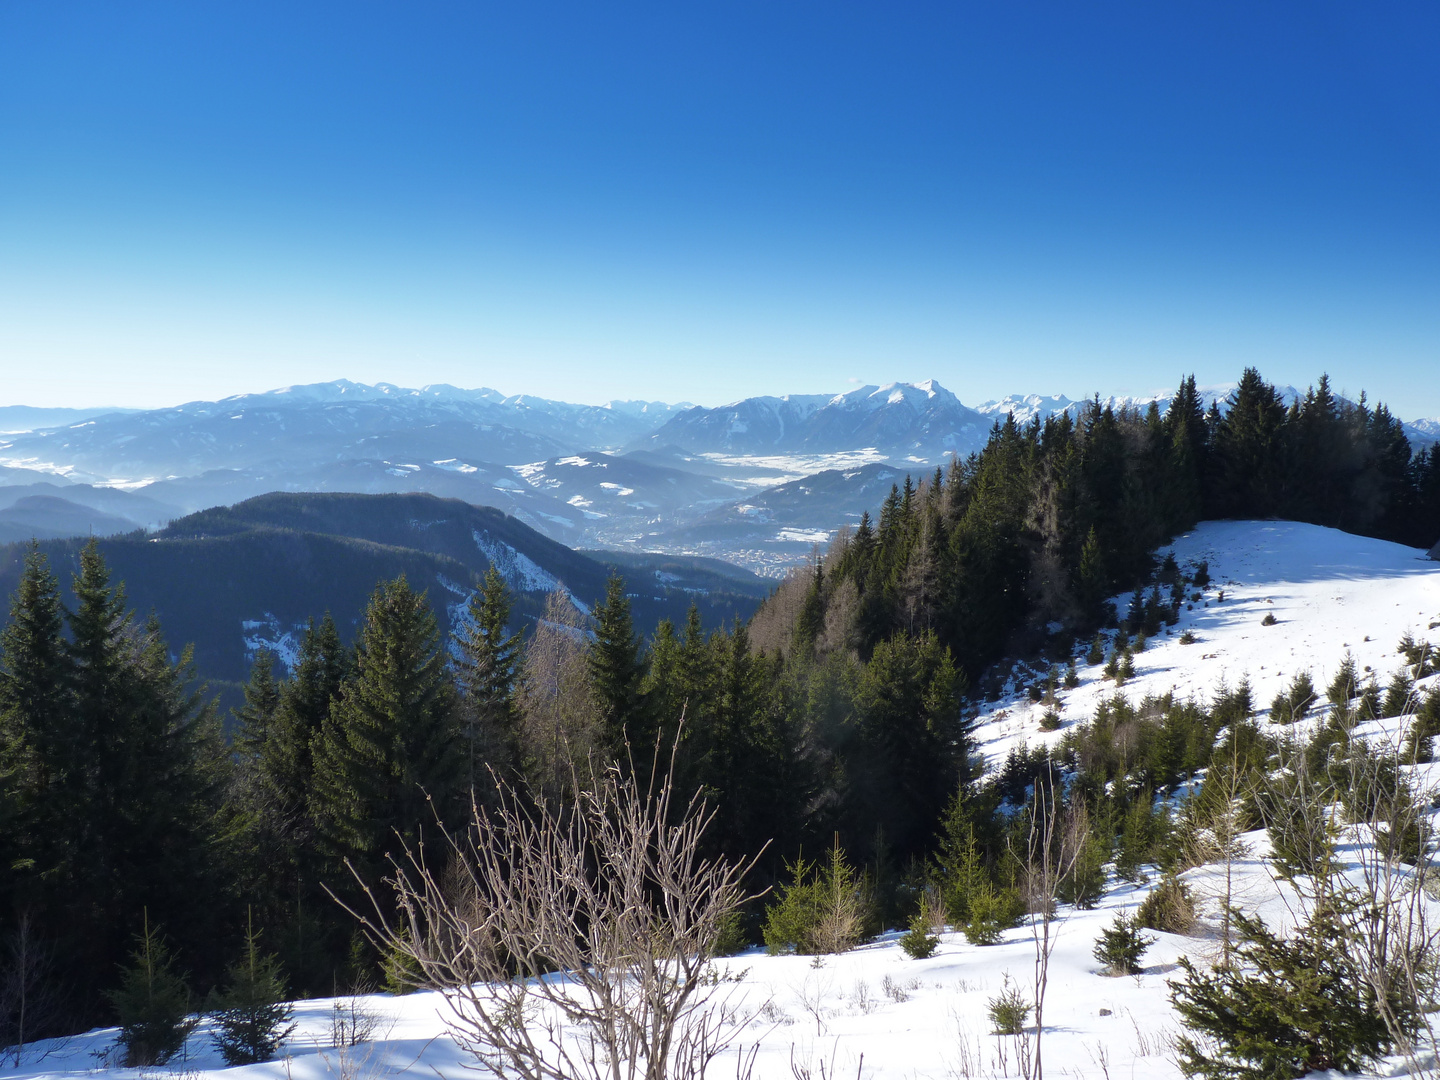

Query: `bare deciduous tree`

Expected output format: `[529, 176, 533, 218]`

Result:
[1014, 781, 1087, 1080]
[345, 747, 764, 1080]
[0, 913, 64, 1065]
[517, 591, 602, 801]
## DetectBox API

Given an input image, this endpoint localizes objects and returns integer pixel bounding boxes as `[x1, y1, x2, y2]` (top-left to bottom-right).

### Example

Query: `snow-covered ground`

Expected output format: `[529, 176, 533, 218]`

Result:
[975, 519, 1440, 772]
[6, 520, 1440, 1080]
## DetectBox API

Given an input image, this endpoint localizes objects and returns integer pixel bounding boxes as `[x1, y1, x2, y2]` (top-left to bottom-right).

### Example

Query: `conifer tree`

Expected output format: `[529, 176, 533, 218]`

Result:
[63, 542, 223, 1018]
[210, 913, 295, 1066]
[453, 567, 523, 792]
[311, 577, 461, 886]
[587, 573, 648, 761]
[234, 649, 282, 759]
[107, 913, 197, 1067]
[0, 545, 71, 917]
[259, 615, 348, 843]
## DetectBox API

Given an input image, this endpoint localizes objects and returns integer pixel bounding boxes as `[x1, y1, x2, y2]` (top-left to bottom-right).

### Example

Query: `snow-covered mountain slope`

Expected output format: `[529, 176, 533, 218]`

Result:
[972, 519, 1440, 770]
[0, 382, 689, 485]
[6, 521, 1440, 1080]
[634, 381, 990, 463]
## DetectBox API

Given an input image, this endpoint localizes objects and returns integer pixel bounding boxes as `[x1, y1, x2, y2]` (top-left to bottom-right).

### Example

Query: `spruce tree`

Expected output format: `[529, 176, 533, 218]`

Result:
[107, 914, 198, 1067]
[587, 573, 648, 761]
[64, 542, 223, 1021]
[210, 913, 295, 1066]
[1170, 901, 1413, 1078]
[311, 577, 461, 885]
[0, 545, 72, 918]
[234, 649, 282, 759]
[453, 566, 523, 792]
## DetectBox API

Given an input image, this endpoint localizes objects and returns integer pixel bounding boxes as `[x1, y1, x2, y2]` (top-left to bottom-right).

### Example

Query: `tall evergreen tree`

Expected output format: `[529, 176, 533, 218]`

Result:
[587, 573, 649, 761]
[453, 567, 523, 792]
[62, 542, 223, 1023]
[311, 577, 461, 887]
[234, 650, 281, 760]
[0, 545, 71, 920]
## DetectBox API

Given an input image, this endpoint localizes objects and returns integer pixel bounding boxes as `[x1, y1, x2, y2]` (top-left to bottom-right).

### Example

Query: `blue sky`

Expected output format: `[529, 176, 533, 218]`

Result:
[1, 2, 1437, 417]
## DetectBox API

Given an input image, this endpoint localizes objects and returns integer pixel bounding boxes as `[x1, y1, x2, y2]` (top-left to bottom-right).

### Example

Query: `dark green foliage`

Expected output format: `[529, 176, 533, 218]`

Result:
[1381, 670, 1415, 718]
[898, 913, 939, 960]
[1326, 654, 1360, 712]
[1169, 904, 1416, 1079]
[1114, 791, 1164, 883]
[1261, 612, 1277, 627]
[234, 649, 282, 757]
[762, 844, 873, 956]
[210, 917, 295, 1066]
[454, 566, 523, 792]
[311, 577, 461, 887]
[587, 574, 649, 759]
[1057, 827, 1108, 909]
[1085, 634, 1105, 666]
[107, 916, 198, 1067]
[987, 976, 1030, 1035]
[1137, 875, 1195, 934]
[1268, 672, 1315, 725]
[1093, 912, 1153, 975]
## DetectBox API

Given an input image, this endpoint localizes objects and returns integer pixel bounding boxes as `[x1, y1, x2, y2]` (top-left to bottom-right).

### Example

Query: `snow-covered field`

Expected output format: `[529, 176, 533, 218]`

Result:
[975, 520, 1440, 772]
[5, 521, 1440, 1080]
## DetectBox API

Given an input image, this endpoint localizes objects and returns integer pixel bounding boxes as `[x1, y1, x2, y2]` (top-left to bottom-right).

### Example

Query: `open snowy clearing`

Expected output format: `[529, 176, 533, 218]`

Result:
[974, 520, 1440, 773]
[6, 521, 1440, 1080]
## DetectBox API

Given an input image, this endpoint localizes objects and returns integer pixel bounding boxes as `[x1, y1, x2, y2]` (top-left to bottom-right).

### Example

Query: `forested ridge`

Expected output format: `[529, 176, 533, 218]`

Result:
[2, 367, 1439, 1043]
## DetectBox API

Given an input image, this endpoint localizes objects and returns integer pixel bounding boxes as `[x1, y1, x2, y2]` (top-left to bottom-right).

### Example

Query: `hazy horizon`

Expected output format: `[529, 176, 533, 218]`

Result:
[3, 3, 1437, 415]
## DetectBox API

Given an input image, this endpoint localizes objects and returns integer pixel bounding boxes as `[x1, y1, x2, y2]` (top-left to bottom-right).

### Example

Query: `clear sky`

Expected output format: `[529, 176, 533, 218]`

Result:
[1, 2, 1437, 417]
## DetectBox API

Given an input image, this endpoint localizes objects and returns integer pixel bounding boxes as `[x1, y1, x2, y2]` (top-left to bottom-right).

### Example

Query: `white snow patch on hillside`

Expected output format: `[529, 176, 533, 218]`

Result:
[471, 530, 590, 615]
[240, 613, 304, 672]
[973, 520, 1440, 770]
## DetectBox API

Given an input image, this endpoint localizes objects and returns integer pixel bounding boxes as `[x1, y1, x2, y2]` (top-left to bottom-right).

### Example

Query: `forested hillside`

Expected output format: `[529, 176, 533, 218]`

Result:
[2, 368, 1438, 1049]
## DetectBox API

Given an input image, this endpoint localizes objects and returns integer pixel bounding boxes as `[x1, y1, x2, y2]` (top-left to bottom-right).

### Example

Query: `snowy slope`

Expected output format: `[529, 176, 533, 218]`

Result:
[972, 520, 1440, 771]
[5, 521, 1440, 1080]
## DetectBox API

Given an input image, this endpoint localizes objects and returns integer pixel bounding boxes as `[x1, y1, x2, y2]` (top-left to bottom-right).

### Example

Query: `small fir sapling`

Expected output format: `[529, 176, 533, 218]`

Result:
[1136, 875, 1195, 934]
[1086, 634, 1106, 666]
[899, 913, 939, 960]
[1117, 650, 1136, 684]
[1261, 612, 1277, 626]
[210, 915, 296, 1065]
[1355, 678, 1382, 722]
[1093, 913, 1153, 976]
[1268, 671, 1315, 725]
[1382, 670, 1415, 719]
[1039, 709, 1062, 732]
[1169, 900, 1419, 1080]
[1327, 654, 1360, 712]
[987, 974, 1030, 1035]
[1063, 662, 1080, 689]
[1179, 630, 1198, 644]
[107, 914, 198, 1067]
[1192, 560, 1210, 587]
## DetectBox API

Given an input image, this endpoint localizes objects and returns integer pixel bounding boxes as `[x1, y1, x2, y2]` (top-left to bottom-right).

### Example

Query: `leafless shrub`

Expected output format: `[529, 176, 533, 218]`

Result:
[1012, 780, 1087, 1080]
[787, 1041, 864, 1080]
[879, 975, 916, 1004]
[329, 997, 386, 1048]
[845, 981, 875, 1015]
[344, 745, 764, 1080]
[0, 913, 65, 1065]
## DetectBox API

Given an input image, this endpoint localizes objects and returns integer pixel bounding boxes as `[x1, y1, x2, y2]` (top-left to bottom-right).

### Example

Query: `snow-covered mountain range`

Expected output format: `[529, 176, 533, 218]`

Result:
[0, 378, 1434, 573]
